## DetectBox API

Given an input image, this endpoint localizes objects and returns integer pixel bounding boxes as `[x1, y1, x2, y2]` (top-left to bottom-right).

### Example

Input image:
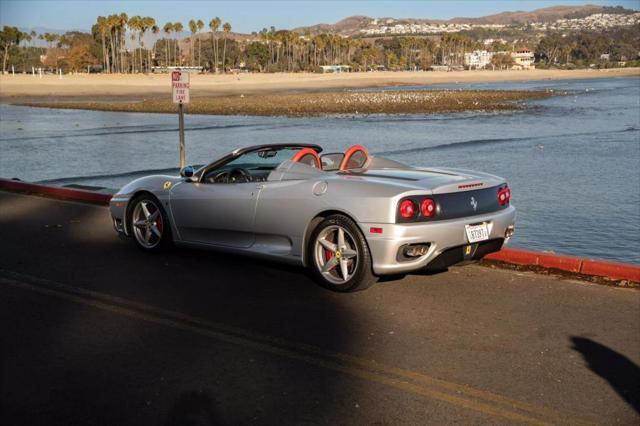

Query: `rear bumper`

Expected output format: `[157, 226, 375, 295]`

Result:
[362, 206, 516, 275]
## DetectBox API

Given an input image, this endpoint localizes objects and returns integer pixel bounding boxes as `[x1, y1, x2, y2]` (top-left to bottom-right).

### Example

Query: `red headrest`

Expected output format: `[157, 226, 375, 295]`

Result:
[339, 145, 369, 170]
[291, 148, 321, 169]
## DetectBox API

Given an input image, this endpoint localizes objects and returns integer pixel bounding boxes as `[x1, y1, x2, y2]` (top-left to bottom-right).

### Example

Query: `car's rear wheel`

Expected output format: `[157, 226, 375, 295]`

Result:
[309, 214, 377, 292]
[129, 195, 171, 252]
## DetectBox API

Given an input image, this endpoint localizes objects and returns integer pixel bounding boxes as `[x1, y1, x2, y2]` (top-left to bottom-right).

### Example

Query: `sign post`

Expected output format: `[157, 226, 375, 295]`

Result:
[171, 70, 190, 168]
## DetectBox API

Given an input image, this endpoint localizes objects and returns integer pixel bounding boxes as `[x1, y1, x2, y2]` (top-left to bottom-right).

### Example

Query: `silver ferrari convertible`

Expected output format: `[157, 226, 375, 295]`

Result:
[109, 143, 515, 292]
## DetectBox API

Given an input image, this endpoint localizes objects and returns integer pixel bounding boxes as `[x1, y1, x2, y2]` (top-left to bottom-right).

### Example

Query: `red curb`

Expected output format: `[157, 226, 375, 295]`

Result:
[484, 247, 540, 266]
[580, 259, 640, 282]
[486, 247, 640, 283]
[537, 252, 582, 273]
[0, 178, 112, 205]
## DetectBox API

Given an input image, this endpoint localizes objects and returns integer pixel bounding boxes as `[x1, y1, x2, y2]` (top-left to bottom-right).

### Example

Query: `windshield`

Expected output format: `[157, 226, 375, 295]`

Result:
[224, 147, 303, 170]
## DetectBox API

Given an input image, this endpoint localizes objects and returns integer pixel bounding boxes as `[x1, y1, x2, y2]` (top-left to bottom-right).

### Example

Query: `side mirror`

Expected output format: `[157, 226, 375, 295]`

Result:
[180, 166, 195, 178]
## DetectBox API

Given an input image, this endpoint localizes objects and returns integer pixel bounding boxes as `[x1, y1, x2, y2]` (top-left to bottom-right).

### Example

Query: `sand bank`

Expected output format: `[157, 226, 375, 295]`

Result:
[18, 90, 551, 117]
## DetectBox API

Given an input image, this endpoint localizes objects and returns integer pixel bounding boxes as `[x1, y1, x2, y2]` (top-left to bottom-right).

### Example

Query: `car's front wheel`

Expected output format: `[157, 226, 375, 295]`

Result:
[309, 214, 377, 292]
[128, 195, 171, 252]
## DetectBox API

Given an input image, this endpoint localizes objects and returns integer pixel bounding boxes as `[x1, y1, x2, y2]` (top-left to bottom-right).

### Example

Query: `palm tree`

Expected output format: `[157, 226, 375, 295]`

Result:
[222, 22, 231, 72]
[274, 31, 285, 67]
[107, 14, 119, 72]
[128, 16, 141, 72]
[20, 33, 31, 49]
[188, 19, 197, 66]
[209, 17, 221, 72]
[26, 30, 35, 48]
[163, 22, 173, 67]
[259, 30, 268, 66]
[43, 32, 55, 48]
[197, 19, 204, 68]
[151, 23, 159, 71]
[261, 28, 269, 66]
[118, 13, 129, 72]
[141, 17, 155, 72]
[173, 22, 183, 66]
[96, 16, 110, 72]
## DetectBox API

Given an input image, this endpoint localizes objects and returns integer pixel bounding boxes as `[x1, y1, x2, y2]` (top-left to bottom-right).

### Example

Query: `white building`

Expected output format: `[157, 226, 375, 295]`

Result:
[319, 65, 352, 73]
[483, 38, 507, 46]
[464, 50, 494, 69]
[511, 48, 535, 70]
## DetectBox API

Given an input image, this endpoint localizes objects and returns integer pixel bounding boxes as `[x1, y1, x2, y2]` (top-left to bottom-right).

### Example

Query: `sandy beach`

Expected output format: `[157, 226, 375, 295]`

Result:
[1, 68, 638, 102]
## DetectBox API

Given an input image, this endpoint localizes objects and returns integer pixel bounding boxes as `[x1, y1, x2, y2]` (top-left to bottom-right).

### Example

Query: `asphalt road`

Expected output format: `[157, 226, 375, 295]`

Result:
[0, 191, 638, 425]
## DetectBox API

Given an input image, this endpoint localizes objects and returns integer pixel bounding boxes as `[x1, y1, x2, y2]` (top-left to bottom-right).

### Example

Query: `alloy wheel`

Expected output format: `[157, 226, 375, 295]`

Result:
[132, 199, 163, 249]
[314, 225, 359, 285]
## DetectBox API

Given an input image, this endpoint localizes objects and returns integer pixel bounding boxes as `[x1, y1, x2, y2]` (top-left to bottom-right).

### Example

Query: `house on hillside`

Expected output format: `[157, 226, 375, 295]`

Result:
[511, 48, 535, 70]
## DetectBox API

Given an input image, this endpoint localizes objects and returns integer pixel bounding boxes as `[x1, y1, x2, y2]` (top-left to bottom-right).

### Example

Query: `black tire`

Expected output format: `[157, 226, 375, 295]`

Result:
[308, 214, 377, 292]
[127, 194, 173, 252]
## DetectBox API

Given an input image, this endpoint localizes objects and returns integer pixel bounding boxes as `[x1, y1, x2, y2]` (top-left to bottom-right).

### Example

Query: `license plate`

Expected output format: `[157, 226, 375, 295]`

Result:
[465, 223, 489, 243]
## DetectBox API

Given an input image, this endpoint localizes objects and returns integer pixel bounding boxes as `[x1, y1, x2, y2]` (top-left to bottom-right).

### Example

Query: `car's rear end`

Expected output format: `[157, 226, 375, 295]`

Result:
[349, 167, 516, 275]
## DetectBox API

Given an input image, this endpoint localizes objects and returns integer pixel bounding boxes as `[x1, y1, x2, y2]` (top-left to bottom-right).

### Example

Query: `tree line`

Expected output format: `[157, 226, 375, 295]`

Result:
[1, 15, 638, 74]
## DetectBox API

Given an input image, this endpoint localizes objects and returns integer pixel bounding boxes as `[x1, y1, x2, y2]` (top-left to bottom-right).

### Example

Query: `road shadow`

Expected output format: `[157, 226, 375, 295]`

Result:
[0, 192, 365, 425]
[570, 336, 640, 414]
[166, 390, 220, 426]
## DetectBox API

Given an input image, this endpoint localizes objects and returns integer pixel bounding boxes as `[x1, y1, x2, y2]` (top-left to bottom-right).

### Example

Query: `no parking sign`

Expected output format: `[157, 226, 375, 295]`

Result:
[171, 70, 190, 168]
[172, 70, 190, 104]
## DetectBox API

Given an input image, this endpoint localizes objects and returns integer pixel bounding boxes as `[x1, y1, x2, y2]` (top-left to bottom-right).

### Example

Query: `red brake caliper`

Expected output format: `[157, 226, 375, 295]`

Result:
[325, 235, 333, 261]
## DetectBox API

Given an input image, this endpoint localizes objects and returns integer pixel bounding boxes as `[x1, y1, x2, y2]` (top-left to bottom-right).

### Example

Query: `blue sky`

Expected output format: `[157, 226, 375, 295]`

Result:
[1, 0, 638, 32]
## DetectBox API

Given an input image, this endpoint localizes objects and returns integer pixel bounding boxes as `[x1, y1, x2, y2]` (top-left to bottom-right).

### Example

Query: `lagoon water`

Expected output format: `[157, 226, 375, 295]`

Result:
[1, 77, 639, 263]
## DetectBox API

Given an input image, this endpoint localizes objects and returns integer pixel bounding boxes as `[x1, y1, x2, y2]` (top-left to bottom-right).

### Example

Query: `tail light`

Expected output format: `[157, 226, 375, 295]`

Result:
[399, 199, 416, 219]
[421, 198, 436, 218]
[498, 186, 511, 206]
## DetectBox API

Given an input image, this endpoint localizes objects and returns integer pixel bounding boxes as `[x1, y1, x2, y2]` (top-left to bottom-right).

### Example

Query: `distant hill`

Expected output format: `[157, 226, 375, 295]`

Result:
[448, 5, 607, 24]
[292, 16, 373, 35]
[14, 3, 638, 44]
[292, 4, 637, 35]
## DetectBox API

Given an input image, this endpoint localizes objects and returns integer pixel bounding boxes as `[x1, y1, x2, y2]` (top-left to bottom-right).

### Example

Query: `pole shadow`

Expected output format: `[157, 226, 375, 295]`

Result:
[570, 336, 640, 414]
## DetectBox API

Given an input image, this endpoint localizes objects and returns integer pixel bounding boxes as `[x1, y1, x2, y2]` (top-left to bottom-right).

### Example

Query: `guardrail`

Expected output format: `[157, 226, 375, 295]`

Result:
[1, 178, 638, 283]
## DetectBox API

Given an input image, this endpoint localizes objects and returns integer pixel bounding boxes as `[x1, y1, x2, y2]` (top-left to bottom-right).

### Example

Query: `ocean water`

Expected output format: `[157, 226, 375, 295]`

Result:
[1, 77, 639, 263]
